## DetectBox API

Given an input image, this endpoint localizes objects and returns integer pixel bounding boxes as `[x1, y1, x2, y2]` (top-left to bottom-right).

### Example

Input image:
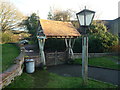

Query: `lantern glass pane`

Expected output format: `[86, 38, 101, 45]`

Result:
[78, 14, 84, 26]
[86, 12, 94, 26]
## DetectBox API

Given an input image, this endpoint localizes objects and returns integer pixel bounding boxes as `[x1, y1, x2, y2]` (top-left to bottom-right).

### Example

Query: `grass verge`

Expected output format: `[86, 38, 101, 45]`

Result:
[1, 44, 20, 72]
[6, 69, 118, 88]
[73, 56, 120, 70]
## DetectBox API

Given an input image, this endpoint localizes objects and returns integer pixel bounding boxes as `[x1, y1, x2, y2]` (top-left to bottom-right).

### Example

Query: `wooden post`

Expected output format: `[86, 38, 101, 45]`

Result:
[82, 36, 88, 85]
[65, 38, 69, 61]
[38, 38, 46, 66]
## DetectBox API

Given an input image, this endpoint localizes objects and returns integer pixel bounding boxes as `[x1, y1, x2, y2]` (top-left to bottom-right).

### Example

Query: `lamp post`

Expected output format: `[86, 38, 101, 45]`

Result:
[76, 7, 95, 85]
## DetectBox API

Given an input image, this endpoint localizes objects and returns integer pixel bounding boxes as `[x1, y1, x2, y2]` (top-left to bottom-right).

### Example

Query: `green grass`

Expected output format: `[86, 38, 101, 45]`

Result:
[73, 56, 120, 70]
[6, 70, 117, 88]
[1, 44, 20, 72]
[110, 56, 120, 61]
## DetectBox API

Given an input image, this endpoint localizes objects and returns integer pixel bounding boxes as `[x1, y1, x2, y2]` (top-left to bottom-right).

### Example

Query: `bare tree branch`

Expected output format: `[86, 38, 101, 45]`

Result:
[0, 1, 24, 32]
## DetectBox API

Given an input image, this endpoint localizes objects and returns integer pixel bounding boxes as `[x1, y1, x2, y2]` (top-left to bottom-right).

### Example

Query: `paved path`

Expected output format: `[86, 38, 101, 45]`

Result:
[48, 64, 120, 85]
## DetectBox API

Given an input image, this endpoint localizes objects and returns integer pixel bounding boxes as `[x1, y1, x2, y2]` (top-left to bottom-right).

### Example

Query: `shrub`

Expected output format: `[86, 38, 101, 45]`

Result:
[2, 31, 13, 43]
[1, 31, 21, 43]
[73, 31, 119, 53]
[89, 32, 118, 52]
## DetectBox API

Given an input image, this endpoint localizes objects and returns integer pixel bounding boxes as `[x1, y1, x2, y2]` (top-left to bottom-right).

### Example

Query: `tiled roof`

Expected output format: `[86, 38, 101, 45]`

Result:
[39, 19, 80, 38]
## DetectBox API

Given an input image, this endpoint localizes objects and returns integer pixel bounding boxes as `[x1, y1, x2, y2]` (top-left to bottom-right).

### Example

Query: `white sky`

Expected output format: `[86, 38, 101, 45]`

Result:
[8, 0, 120, 20]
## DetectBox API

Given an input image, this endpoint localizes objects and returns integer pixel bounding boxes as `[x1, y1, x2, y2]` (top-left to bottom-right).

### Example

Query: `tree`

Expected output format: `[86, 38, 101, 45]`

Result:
[0, 1, 23, 32]
[21, 13, 39, 42]
[47, 11, 53, 20]
[47, 9, 74, 21]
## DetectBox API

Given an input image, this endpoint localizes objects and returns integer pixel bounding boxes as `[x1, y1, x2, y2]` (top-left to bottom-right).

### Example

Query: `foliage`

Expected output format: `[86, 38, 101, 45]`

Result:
[43, 20, 118, 53]
[53, 10, 71, 21]
[0, 0, 23, 32]
[1, 31, 22, 43]
[1, 44, 20, 72]
[73, 56, 120, 70]
[45, 38, 66, 52]
[88, 21, 107, 34]
[73, 20, 119, 53]
[1, 31, 13, 43]
[21, 13, 39, 43]
[47, 11, 53, 20]
[89, 31, 118, 52]
[6, 70, 117, 88]
[44, 31, 118, 53]
[71, 20, 80, 29]
[88, 21, 119, 52]
[47, 9, 75, 21]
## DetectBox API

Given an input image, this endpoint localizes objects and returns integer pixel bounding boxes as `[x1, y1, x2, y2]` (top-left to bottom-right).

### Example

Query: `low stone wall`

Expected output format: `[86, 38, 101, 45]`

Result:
[73, 53, 114, 59]
[45, 52, 115, 66]
[0, 47, 25, 89]
[46, 52, 66, 66]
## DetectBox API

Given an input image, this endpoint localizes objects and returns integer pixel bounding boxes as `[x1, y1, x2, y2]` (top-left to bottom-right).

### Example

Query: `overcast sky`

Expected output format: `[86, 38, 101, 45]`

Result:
[8, 0, 120, 20]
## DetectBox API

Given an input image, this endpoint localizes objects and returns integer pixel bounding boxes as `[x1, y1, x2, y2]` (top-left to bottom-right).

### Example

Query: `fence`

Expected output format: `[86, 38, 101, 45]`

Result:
[0, 47, 25, 89]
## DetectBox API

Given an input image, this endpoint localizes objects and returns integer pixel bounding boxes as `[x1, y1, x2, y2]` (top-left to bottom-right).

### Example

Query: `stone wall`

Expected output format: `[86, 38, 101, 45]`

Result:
[73, 53, 113, 59]
[0, 47, 25, 89]
[45, 52, 114, 66]
[45, 52, 66, 66]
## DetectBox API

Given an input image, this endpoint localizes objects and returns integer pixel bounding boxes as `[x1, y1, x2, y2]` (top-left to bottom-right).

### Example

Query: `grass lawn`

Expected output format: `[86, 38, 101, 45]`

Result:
[6, 69, 117, 88]
[1, 44, 20, 72]
[73, 56, 120, 70]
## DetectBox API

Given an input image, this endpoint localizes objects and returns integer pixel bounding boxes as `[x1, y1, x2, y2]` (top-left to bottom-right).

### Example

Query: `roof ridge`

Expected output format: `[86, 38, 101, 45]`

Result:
[40, 19, 71, 23]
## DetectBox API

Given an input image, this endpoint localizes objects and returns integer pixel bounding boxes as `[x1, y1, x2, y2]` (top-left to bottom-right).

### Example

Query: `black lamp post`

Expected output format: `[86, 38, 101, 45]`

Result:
[76, 7, 95, 85]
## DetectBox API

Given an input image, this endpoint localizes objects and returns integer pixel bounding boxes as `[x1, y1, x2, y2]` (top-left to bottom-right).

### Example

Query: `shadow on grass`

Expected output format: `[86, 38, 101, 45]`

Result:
[5, 68, 118, 88]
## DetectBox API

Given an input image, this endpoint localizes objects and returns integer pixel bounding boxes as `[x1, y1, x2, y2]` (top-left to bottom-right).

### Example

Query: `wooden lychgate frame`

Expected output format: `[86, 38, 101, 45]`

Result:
[37, 36, 77, 66]
[37, 19, 80, 66]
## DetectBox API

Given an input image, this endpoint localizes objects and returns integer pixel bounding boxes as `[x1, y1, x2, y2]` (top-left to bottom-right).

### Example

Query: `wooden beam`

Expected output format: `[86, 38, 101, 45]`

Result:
[68, 38, 74, 58]
[46, 36, 79, 39]
[38, 38, 46, 66]
[65, 39, 68, 48]
[65, 38, 76, 59]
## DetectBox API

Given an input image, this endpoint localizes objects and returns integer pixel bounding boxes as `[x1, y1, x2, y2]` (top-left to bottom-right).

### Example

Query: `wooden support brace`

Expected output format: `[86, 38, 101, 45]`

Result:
[38, 38, 46, 65]
[65, 38, 76, 59]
